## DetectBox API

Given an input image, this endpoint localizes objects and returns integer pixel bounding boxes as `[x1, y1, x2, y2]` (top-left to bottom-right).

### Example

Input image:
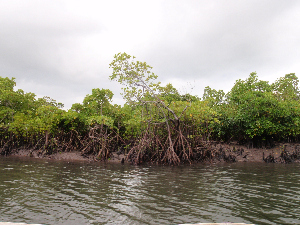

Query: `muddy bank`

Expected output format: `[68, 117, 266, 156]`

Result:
[212, 142, 300, 163]
[3, 142, 300, 164]
[6, 148, 127, 164]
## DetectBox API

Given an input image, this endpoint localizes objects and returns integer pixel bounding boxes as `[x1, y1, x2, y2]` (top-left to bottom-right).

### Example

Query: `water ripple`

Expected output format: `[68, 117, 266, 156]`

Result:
[0, 159, 300, 225]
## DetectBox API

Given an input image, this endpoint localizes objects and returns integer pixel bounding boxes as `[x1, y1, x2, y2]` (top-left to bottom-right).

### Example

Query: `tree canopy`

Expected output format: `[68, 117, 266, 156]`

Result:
[1, 54, 300, 164]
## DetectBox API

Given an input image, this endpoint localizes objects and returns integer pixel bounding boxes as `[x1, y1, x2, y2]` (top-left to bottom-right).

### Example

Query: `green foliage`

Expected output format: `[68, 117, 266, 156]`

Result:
[8, 105, 64, 137]
[36, 96, 64, 109]
[202, 86, 225, 107]
[0, 76, 15, 91]
[87, 115, 114, 128]
[2, 64, 300, 164]
[272, 73, 299, 101]
[82, 88, 113, 115]
[214, 72, 300, 146]
[110, 52, 160, 104]
[0, 77, 33, 124]
[56, 110, 87, 133]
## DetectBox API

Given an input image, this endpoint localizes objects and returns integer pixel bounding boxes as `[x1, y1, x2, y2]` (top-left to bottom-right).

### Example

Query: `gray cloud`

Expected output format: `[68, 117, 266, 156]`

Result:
[138, 0, 300, 95]
[1, 0, 300, 108]
[0, 1, 102, 77]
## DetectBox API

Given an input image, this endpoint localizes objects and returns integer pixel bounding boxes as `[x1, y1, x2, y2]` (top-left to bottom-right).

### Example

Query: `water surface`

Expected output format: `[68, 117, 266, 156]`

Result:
[0, 157, 299, 225]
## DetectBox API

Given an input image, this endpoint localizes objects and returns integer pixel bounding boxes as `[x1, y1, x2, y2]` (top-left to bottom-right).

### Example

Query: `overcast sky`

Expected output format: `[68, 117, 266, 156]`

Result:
[1, 0, 300, 109]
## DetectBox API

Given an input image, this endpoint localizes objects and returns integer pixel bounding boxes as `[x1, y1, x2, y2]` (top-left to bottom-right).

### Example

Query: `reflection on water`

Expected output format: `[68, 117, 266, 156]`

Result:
[0, 157, 299, 225]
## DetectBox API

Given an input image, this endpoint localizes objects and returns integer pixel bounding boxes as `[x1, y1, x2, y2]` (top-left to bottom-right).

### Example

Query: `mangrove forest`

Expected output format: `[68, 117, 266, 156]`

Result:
[1, 52, 300, 164]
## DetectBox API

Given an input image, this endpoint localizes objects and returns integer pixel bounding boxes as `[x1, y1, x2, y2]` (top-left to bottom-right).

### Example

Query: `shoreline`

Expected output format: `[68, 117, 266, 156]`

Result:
[2, 142, 300, 164]
[5, 149, 127, 164]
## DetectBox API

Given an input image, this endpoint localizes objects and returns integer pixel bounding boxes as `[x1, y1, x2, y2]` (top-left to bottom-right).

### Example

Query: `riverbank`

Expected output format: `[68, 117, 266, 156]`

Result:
[3, 142, 300, 164]
[6, 148, 126, 163]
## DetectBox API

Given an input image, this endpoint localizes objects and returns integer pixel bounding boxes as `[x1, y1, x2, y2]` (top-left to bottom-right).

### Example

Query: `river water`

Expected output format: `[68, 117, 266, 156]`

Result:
[0, 157, 299, 225]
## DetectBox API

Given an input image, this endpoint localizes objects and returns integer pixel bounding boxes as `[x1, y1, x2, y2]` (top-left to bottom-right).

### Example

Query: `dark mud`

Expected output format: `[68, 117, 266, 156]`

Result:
[3, 142, 300, 165]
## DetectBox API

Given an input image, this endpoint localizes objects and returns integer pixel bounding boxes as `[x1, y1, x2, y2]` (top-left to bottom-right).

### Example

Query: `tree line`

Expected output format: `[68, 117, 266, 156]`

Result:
[1, 52, 300, 164]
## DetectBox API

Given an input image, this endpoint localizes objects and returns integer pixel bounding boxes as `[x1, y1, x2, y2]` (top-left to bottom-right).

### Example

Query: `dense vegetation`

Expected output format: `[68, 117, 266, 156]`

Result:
[1, 52, 300, 164]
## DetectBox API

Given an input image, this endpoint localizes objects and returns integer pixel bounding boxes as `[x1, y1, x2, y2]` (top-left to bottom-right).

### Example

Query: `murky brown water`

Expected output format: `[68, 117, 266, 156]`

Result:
[0, 157, 299, 225]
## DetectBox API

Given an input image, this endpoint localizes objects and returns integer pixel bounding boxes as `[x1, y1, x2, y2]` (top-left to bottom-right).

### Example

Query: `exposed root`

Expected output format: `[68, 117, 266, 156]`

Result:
[263, 152, 276, 163]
